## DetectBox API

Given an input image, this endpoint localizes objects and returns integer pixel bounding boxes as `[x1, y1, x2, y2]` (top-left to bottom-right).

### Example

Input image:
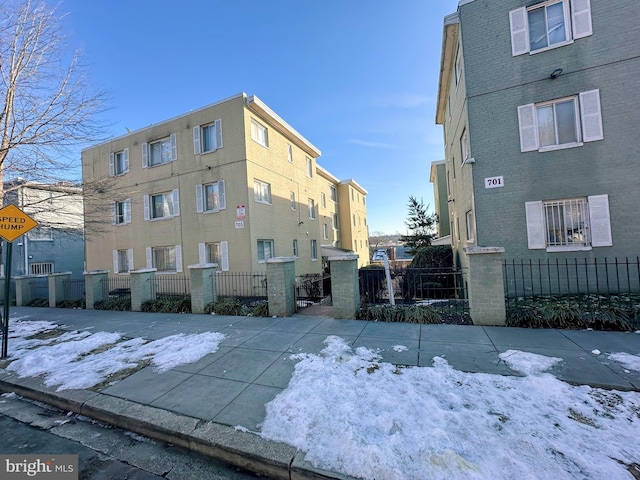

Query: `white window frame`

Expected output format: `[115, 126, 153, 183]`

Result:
[112, 199, 132, 225]
[310, 239, 318, 261]
[196, 180, 226, 213]
[465, 210, 475, 242]
[323, 223, 328, 240]
[113, 248, 134, 274]
[460, 128, 470, 163]
[510, 0, 592, 57]
[142, 134, 177, 167]
[290, 192, 296, 210]
[109, 149, 129, 176]
[144, 190, 180, 220]
[308, 198, 316, 219]
[332, 213, 340, 230]
[30, 262, 53, 275]
[455, 49, 463, 87]
[306, 157, 313, 178]
[321, 192, 326, 209]
[293, 239, 298, 257]
[28, 227, 53, 241]
[251, 119, 268, 147]
[193, 119, 223, 154]
[525, 195, 612, 251]
[287, 143, 293, 163]
[197, 241, 229, 271]
[146, 245, 182, 273]
[257, 239, 274, 263]
[254, 180, 271, 204]
[329, 185, 337, 203]
[518, 89, 603, 152]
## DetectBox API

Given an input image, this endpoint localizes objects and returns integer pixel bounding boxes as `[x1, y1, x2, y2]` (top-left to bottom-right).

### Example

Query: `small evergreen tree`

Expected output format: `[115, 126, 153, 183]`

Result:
[400, 196, 436, 255]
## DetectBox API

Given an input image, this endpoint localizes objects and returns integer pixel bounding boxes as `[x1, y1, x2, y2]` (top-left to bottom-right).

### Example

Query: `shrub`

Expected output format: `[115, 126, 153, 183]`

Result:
[142, 296, 191, 313]
[409, 245, 453, 269]
[357, 304, 442, 324]
[94, 296, 131, 311]
[205, 298, 269, 317]
[26, 298, 48, 307]
[57, 299, 85, 309]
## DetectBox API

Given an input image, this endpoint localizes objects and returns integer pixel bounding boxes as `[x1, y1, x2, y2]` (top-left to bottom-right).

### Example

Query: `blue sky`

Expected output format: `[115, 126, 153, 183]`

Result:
[52, 0, 459, 234]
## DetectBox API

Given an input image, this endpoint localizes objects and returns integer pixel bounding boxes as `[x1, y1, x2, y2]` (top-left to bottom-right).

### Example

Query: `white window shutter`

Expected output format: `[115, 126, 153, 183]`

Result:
[215, 119, 223, 149]
[509, 7, 529, 56]
[525, 201, 546, 249]
[195, 184, 204, 213]
[112, 250, 119, 274]
[193, 126, 201, 155]
[123, 148, 129, 172]
[141, 143, 148, 168]
[221, 241, 229, 271]
[518, 104, 539, 152]
[109, 153, 115, 176]
[145, 247, 152, 269]
[175, 245, 183, 272]
[110, 202, 116, 225]
[588, 195, 612, 247]
[172, 189, 180, 216]
[198, 243, 206, 264]
[571, 0, 592, 39]
[143, 195, 150, 220]
[219, 180, 226, 210]
[124, 198, 132, 223]
[579, 89, 603, 142]
[127, 249, 134, 271]
[170, 133, 177, 161]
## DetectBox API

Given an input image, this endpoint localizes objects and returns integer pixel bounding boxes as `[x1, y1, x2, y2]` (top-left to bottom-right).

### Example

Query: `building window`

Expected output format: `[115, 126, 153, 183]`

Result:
[113, 199, 132, 225]
[110, 149, 129, 176]
[206, 242, 222, 269]
[143, 134, 176, 167]
[257, 239, 274, 263]
[352, 214, 356, 226]
[525, 195, 612, 251]
[510, 0, 592, 56]
[308, 198, 316, 219]
[332, 213, 339, 230]
[254, 180, 271, 204]
[28, 227, 53, 241]
[290, 192, 296, 210]
[193, 120, 222, 154]
[151, 246, 178, 272]
[455, 49, 462, 87]
[197, 241, 229, 271]
[196, 181, 226, 213]
[323, 224, 328, 240]
[306, 157, 313, 178]
[518, 90, 603, 152]
[465, 210, 475, 242]
[321, 192, 326, 209]
[330, 185, 337, 203]
[145, 191, 179, 220]
[287, 143, 293, 163]
[351, 189, 354, 201]
[117, 249, 130, 273]
[310, 240, 318, 260]
[251, 119, 268, 147]
[293, 239, 298, 257]
[30, 262, 53, 275]
[460, 128, 470, 162]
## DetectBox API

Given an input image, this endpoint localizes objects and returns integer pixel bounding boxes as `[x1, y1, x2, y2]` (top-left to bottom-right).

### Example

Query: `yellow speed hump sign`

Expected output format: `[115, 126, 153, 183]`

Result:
[0, 204, 38, 242]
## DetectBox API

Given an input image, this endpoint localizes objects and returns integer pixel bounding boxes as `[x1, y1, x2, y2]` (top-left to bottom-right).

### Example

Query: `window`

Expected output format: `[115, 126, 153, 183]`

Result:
[306, 157, 313, 178]
[293, 239, 298, 257]
[290, 192, 296, 210]
[465, 210, 475, 242]
[257, 240, 274, 263]
[254, 180, 271, 204]
[332, 213, 339, 230]
[113, 249, 133, 274]
[144, 190, 180, 220]
[197, 241, 229, 271]
[525, 195, 612, 251]
[207, 242, 222, 270]
[112, 199, 132, 225]
[518, 90, 603, 152]
[30, 262, 53, 275]
[196, 181, 226, 213]
[323, 224, 328, 240]
[455, 49, 462, 87]
[142, 134, 177, 167]
[28, 227, 53, 241]
[310, 240, 318, 260]
[460, 128, 470, 162]
[353, 214, 356, 226]
[330, 185, 337, 203]
[148, 245, 181, 272]
[308, 198, 316, 219]
[193, 120, 222, 154]
[510, 0, 592, 56]
[109, 149, 129, 176]
[251, 119, 268, 147]
[287, 144, 293, 163]
[321, 192, 326, 209]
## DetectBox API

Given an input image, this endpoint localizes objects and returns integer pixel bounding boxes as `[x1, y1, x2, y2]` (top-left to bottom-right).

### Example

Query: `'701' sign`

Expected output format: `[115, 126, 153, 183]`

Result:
[484, 176, 504, 189]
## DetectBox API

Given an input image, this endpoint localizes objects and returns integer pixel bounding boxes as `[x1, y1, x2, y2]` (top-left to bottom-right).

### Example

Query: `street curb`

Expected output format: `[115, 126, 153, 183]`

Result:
[0, 375, 355, 480]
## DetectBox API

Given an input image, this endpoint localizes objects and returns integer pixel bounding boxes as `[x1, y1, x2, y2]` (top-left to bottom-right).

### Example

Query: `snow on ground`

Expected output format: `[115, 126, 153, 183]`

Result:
[260, 336, 640, 480]
[3, 318, 224, 391]
[609, 352, 640, 373]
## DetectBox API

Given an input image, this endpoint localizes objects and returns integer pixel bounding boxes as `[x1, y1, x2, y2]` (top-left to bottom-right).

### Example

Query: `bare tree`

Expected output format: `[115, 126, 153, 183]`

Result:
[0, 0, 109, 207]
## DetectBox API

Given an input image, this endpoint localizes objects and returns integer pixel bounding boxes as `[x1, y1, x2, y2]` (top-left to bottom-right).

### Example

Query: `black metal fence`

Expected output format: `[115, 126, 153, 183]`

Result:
[153, 275, 190, 298]
[104, 276, 131, 300]
[63, 279, 85, 301]
[27, 276, 48, 302]
[295, 274, 325, 310]
[213, 272, 267, 301]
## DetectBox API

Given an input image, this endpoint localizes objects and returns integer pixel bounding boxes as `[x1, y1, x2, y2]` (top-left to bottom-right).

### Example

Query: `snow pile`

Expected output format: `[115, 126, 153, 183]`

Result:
[260, 336, 640, 480]
[609, 352, 640, 373]
[3, 319, 224, 391]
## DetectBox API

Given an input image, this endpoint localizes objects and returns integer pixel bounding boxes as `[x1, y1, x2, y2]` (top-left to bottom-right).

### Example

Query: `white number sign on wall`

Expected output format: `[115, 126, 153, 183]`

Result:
[484, 176, 504, 189]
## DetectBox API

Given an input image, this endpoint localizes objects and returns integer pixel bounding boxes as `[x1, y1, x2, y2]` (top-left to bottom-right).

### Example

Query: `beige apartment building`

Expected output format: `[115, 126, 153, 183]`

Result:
[81, 93, 369, 277]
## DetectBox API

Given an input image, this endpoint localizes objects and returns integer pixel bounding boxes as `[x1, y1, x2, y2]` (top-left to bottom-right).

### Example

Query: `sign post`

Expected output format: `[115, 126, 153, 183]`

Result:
[0, 204, 38, 359]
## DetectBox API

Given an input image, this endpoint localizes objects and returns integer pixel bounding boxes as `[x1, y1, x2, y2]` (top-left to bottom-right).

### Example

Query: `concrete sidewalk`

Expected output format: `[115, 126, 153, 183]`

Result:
[1, 307, 639, 479]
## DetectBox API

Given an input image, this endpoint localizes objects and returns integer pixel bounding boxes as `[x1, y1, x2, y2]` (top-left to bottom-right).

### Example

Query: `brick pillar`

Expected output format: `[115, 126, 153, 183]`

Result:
[48, 272, 71, 308]
[266, 257, 296, 317]
[84, 270, 109, 310]
[464, 246, 506, 326]
[329, 254, 360, 319]
[14, 276, 32, 307]
[130, 269, 156, 312]
[188, 263, 218, 314]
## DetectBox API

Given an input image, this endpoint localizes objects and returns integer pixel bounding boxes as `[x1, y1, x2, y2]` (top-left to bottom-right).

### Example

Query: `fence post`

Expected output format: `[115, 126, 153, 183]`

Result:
[84, 270, 109, 310]
[329, 254, 360, 319]
[48, 272, 71, 308]
[130, 268, 157, 312]
[464, 246, 506, 326]
[14, 276, 33, 307]
[188, 263, 218, 314]
[266, 257, 296, 317]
